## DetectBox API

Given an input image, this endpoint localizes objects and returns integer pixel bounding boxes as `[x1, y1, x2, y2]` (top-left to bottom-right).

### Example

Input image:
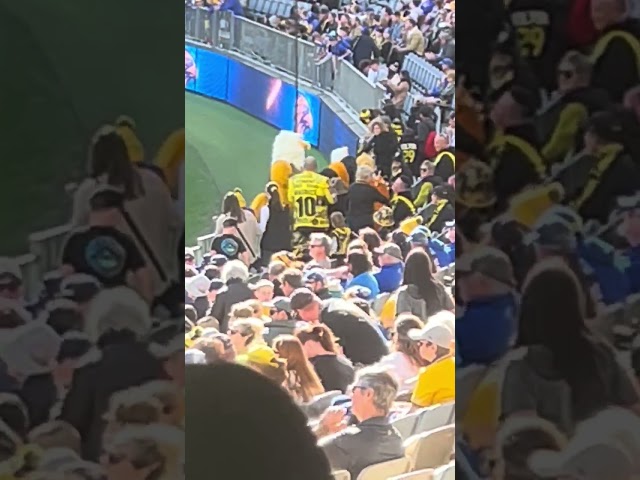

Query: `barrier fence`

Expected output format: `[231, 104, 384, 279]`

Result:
[185, 6, 387, 113]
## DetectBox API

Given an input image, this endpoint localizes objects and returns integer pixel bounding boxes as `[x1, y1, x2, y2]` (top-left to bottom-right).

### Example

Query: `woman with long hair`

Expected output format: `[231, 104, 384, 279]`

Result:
[272, 335, 325, 403]
[374, 314, 426, 387]
[396, 248, 453, 319]
[385, 70, 412, 109]
[503, 259, 640, 432]
[215, 192, 262, 266]
[259, 183, 291, 265]
[71, 125, 180, 298]
[345, 250, 380, 299]
[295, 324, 354, 393]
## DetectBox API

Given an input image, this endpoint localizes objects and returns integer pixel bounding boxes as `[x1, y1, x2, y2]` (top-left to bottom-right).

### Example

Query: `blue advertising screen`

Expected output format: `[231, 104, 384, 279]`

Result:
[319, 103, 360, 156]
[226, 61, 320, 146]
[185, 46, 198, 92]
[194, 49, 229, 100]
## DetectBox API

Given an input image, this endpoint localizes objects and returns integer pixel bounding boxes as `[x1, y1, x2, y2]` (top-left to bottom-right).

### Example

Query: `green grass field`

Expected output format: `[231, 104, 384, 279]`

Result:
[185, 93, 326, 245]
[1, 2, 182, 255]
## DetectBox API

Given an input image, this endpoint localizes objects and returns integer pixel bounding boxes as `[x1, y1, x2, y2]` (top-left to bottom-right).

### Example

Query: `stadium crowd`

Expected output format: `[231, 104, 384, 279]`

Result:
[452, 0, 640, 478]
[0, 120, 185, 479]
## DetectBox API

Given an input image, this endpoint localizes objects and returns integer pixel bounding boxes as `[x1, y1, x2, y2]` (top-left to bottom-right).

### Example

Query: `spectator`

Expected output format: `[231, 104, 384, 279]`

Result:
[209, 260, 253, 333]
[409, 320, 455, 409]
[263, 297, 298, 345]
[352, 27, 381, 69]
[228, 318, 266, 355]
[296, 324, 355, 393]
[346, 166, 391, 231]
[214, 192, 261, 266]
[303, 270, 332, 300]
[281, 268, 304, 297]
[317, 368, 404, 479]
[273, 335, 325, 403]
[210, 217, 249, 265]
[361, 119, 400, 178]
[345, 250, 380, 299]
[375, 314, 425, 387]
[373, 243, 404, 293]
[307, 233, 333, 269]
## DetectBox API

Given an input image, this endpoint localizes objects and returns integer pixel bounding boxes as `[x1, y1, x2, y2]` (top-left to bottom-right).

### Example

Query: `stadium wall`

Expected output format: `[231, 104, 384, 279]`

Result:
[185, 41, 367, 157]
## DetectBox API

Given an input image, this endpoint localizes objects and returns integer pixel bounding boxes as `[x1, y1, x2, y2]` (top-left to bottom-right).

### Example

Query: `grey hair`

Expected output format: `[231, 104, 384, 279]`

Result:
[222, 260, 249, 283]
[309, 233, 331, 254]
[356, 166, 374, 183]
[354, 367, 398, 414]
[562, 50, 593, 78]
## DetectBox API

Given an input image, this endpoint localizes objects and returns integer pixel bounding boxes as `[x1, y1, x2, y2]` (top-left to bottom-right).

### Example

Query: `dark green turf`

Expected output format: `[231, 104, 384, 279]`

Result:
[0, 2, 182, 255]
[185, 93, 326, 245]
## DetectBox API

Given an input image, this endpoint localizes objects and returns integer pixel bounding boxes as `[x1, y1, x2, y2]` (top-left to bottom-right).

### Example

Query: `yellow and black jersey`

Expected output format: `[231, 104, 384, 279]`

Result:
[287, 171, 335, 230]
[391, 119, 404, 140]
[330, 227, 354, 256]
[432, 149, 456, 181]
[399, 141, 418, 165]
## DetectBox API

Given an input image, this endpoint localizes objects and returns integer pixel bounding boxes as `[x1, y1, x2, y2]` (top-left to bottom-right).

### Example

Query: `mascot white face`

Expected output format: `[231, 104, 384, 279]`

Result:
[272, 131, 308, 171]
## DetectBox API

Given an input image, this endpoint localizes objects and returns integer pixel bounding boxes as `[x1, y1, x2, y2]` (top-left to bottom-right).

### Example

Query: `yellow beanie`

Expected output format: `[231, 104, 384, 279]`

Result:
[356, 153, 376, 170]
[233, 188, 247, 208]
[509, 183, 564, 228]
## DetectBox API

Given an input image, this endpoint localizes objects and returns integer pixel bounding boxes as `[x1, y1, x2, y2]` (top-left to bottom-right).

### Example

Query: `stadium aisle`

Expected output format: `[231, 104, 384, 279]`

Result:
[185, 92, 325, 243]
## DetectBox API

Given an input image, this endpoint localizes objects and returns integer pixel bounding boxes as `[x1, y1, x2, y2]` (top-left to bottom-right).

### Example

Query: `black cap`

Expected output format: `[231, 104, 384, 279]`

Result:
[585, 111, 625, 143]
[433, 184, 454, 202]
[89, 187, 124, 211]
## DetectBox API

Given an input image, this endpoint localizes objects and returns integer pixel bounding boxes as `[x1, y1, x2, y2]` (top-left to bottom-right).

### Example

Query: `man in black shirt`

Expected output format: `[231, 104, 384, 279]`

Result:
[61, 187, 151, 302]
[210, 217, 248, 264]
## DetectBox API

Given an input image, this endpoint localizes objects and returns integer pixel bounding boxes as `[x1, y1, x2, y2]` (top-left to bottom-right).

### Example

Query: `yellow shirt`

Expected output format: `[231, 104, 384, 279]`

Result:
[288, 171, 335, 230]
[411, 356, 455, 408]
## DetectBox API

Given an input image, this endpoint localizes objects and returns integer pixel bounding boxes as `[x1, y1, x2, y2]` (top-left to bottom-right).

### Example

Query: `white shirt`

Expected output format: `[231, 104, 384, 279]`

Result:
[375, 351, 420, 387]
[259, 205, 270, 233]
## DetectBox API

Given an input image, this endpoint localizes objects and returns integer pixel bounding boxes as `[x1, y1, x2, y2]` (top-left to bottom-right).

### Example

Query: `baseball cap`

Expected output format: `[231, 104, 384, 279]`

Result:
[237, 345, 280, 367]
[265, 296, 292, 313]
[457, 246, 516, 287]
[409, 226, 431, 245]
[408, 323, 454, 349]
[210, 254, 228, 267]
[59, 274, 102, 303]
[440, 58, 454, 68]
[524, 215, 577, 252]
[186, 274, 211, 299]
[344, 285, 372, 300]
[249, 279, 274, 290]
[222, 216, 238, 228]
[528, 441, 634, 480]
[374, 243, 403, 260]
[185, 349, 207, 365]
[433, 184, 454, 202]
[209, 279, 224, 292]
[0, 258, 22, 289]
[290, 288, 321, 310]
[89, 186, 124, 210]
[304, 270, 328, 285]
[184, 248, 195, 260]
[585, 110, 625, 143]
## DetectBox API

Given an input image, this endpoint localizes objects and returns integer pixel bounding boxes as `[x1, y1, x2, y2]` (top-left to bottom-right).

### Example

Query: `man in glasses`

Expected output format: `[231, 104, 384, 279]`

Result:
[316, 368, 404, 479]
[307, 233, 333, 269]
[538, 51, 609, 165]
[412, 160, 443, 209]
[263, 297, 302, 345]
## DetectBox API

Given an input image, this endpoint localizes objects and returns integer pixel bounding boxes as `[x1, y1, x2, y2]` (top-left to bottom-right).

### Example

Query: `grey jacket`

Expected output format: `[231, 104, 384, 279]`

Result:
[396, 283, 454, 320]
[320, 416, 404, 479]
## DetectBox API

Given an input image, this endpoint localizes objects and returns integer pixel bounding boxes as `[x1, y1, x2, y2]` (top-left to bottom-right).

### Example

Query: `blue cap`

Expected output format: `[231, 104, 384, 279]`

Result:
[440, 58, 454, 68]
[409, 226, 431, 244]
[304, 270, 327, 284]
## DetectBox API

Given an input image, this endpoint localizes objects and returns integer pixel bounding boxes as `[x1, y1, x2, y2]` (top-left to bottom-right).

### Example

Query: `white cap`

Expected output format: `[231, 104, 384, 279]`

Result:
[186, 274, 211, 299]
[427, 310, 455, 334]
[0, 257, 22, 281]
[185, 349, 206, 364]
[331, 147, 349, 164]
[408, 322, 453, 348]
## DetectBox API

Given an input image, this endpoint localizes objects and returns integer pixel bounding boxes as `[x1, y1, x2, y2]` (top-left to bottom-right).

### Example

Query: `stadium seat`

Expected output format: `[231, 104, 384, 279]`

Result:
[372, 292, 391, 316]
[391, 410, 422, 440]
[356, 457, 409, 480]
[389, 469, 434, 480]
[432, 461, 454, 480]
[413, 402, 455, 435]
[404, 425, 455, 471]
[303, 390, 343, 418]
[333, 470, 351, 480]
[456, 364, 487, 414]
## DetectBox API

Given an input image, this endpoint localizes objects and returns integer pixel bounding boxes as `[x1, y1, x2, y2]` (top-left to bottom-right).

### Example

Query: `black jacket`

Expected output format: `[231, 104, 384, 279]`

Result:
[346, 183, 390, 232]
[591, 19, 640, 103]
[363, 131, 399, 178]
[261, 207, 292, 254]
[352, 33, 381, 69]
[321, 416, 404, 479]
[209, 279, 254, 333]
[321, 299, 388, 366]
[59, 338, 167, 461]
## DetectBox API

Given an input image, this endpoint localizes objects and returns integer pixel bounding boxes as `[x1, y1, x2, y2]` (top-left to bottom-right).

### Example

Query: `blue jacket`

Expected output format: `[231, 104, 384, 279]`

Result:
[346, 272, 380, 299]
[579, 238, 631, 304]
[374, 263, 403, 294]
[219, 0, 244, 17]
[456, 294, 517, 367]
[428, 238, 453, 269]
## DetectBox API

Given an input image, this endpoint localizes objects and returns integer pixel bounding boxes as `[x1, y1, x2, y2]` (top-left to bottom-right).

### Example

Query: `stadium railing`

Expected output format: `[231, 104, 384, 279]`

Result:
[185, 6, 386, 113]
